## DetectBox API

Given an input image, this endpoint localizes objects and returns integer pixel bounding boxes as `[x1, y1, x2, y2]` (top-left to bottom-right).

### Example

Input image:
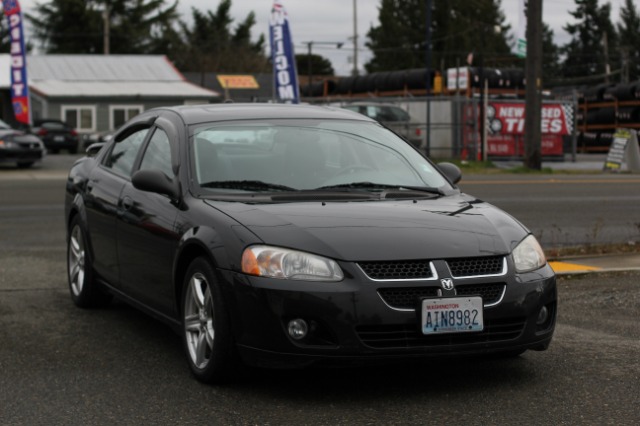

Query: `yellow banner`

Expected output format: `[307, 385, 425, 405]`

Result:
[217, 75, 260, 89]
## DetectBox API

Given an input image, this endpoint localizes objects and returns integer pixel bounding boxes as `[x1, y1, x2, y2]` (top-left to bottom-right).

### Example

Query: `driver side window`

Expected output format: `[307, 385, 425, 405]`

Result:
[139, 129, 173, 178]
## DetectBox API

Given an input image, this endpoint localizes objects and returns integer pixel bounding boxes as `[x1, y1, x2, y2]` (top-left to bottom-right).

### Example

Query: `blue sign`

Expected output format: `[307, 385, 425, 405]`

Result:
[269, 2, 300, 104]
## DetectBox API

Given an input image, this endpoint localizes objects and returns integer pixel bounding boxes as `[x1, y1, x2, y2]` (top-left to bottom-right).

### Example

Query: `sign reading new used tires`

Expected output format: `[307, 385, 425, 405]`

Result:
[485, 102, 574, 157]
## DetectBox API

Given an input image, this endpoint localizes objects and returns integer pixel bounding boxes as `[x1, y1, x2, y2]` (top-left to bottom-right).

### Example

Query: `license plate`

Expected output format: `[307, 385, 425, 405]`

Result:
[421, 297, 484, 335]
[54, 136, 65, 142]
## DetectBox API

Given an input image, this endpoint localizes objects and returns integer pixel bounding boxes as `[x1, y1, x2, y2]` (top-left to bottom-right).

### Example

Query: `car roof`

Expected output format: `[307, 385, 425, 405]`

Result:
[34, 119, 67, 125]
[153, 103, 375, 125]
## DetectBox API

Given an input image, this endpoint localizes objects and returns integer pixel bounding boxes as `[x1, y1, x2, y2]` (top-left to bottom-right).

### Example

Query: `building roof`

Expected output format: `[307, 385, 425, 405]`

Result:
[0, 54, 220, 99]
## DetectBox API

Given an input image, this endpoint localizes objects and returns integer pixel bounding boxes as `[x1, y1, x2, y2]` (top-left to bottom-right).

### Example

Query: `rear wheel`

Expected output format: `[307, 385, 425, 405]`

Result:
[67, 215, 112, 308]
[182, 257, 238, 383]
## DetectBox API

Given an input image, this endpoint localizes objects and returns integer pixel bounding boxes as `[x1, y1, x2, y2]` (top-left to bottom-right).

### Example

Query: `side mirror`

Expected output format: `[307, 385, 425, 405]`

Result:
[132, 169, 180, 199]
[85, 143, 105, 157]
[437, 162, 462, 185]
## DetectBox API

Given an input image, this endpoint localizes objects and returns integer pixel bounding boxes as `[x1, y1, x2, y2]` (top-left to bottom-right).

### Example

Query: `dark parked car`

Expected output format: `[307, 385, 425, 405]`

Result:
[0, 118, 45, 168]
[31, 119, 80, 154]
[341, 102, 425, 148]
[65, 104, 556, 383]
[82, 130, 114, 150]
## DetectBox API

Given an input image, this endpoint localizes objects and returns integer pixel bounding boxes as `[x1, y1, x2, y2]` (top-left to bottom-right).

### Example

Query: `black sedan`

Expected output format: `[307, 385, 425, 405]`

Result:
[31, 119, 80, 154]
[0, 118, 45, 168]
[65, 104, 556, 383]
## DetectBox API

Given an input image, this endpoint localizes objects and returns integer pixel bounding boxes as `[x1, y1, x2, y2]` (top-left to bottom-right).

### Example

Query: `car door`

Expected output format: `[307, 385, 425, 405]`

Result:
[84, 127, 151, 285]
[116, 122, 180, 317]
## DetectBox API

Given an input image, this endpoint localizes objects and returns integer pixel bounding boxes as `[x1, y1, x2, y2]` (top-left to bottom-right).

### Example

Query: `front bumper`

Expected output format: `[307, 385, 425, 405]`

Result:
[222, 259, 556, 368]
[0, 147, 44, 164]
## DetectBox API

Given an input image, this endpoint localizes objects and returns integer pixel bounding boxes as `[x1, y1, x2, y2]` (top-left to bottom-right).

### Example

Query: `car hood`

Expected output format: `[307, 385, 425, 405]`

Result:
[205, 194, 529, 261]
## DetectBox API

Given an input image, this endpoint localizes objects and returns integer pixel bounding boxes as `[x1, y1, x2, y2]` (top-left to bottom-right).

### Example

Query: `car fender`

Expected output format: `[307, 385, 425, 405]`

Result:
[171, 225, 232, 310]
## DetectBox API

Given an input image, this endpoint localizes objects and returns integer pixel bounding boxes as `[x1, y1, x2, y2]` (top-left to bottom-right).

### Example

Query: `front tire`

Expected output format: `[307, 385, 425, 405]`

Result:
[182, 257, 237, 383]
[67, 216, 112, 308]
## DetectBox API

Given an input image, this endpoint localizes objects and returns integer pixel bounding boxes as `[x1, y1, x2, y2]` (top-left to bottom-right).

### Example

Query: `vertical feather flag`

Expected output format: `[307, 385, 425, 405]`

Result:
[2, 0, 31, 124]
[269, 1, 300, 104]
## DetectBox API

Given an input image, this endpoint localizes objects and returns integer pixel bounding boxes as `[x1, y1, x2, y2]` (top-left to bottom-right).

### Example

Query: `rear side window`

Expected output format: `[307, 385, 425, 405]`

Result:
[40, 122, 67, 130]
[104, 128, 149, 177]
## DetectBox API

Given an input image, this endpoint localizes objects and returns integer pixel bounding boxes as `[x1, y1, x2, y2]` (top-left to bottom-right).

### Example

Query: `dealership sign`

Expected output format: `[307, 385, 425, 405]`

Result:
[269, 1, 300, 104]
[487, 103, 573, 136]
[463, 101, 574, 159]
[2, 0, 31, 124]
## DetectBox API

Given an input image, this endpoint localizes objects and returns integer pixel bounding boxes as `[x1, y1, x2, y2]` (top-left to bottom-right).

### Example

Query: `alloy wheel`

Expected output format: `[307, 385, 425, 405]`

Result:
[184, 272, 215, 369]
[68, 225, 86, 297]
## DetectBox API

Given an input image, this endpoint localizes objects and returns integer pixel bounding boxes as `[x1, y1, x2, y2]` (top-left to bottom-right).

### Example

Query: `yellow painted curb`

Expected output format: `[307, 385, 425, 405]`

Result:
[549, 261, 601, 273]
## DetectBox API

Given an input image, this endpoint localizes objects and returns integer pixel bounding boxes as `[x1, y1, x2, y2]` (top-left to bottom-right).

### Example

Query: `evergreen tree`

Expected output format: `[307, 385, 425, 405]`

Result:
[432, 0, 513, 69]
[26, 0, 103, 53]
[26, 0, 179, 54]
[617, 0, 640, 81]
[365, 0, 513, 73]
[102, 0, 180, 54]
[173, 0, 267, 73]
[296, 54, 335, 77]
[542, 23, 562, 85]
[561, 0, 618, 83]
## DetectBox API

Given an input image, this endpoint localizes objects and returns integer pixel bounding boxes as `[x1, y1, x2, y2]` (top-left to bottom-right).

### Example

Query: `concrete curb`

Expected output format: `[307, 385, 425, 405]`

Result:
[550, 253, 640, 275]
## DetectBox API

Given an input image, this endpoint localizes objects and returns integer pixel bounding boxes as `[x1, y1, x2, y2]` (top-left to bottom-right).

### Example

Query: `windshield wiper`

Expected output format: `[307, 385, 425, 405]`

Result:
[317, 182, 444, 196]
[201, 180, 297, 192]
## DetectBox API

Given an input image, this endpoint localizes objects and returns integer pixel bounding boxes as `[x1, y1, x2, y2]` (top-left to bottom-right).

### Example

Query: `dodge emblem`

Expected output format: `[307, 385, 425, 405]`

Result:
[440, 278, 454, 291]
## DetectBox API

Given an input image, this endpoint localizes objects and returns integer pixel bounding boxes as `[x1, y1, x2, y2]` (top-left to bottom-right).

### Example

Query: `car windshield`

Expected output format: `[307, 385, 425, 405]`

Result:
[190, 119, 449, 193]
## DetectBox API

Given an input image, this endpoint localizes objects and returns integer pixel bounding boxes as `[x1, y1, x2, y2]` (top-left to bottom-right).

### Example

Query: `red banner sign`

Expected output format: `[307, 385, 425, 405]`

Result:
[487, 103, 573, 136]
[3, 0, 31, 125]
[461, 101, 573, 159]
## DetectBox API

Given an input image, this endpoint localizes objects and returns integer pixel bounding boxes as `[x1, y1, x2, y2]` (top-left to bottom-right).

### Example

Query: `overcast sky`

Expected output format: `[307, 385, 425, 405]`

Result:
[14, 0, 626, 75]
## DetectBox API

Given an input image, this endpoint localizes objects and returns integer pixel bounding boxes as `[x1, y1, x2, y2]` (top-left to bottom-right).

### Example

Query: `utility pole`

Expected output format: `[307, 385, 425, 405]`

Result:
[424, 0, 432, 157]
[352, 0, 358, 76]
[621, 47, 630, 84]
[103, 6, 110, 55]
[524, 0, 542, 170]
[602, 32, 610, 84]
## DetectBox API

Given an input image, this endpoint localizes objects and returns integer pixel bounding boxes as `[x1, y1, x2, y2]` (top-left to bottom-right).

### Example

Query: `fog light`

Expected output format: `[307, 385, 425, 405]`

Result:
[287, 319, 308, 340]
[536, 306, 549, 325]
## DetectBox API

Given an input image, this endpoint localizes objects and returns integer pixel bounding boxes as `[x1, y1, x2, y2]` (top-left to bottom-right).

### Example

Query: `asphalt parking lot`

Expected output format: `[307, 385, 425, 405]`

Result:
[0, 157, 639, 424]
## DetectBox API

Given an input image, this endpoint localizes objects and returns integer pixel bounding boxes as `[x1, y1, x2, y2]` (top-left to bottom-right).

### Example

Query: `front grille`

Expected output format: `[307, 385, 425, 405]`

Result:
[447, 256, 504, 277]
[358, 260, 433, 280]
[356, 317, 526, 349]
[456, 283, 505, 304]
[377, 287, 440, 309]
[378, 283, 505, 310]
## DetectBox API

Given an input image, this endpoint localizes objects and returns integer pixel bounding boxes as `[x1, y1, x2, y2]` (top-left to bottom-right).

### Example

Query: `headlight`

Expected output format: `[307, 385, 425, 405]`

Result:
[513, 235, 546, 273]
[0, 140, 17, 149]
[241, 245, 344, 282]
